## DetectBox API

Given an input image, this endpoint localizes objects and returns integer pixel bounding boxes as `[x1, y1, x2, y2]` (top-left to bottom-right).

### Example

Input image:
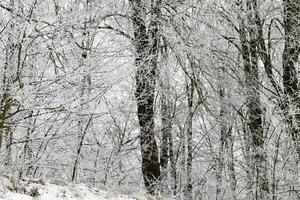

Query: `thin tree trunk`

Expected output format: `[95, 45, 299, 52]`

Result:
[227, 129, 237, 199]
[71, 0, 93, 182]
[160, 90, 172, 193]
[160, 92, 169, 174]
[216, 85, 225, 200]
[186, 78, 194, 200]
[0, 0, 15, 148]
[71, 116, 92, 182]
[4, 129, 12, 167]
[0, 89, 11, 149]
[180, 125, 186, 196]
[24, 110, 35, 176]
[169, 131, 177, 194]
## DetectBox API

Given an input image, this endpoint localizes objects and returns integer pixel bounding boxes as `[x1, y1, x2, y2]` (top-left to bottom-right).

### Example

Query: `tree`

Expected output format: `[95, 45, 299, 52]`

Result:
[216, 65, 237, 200]
[282, 0, 300, 160]
[130, 0, 162, 194]
[237, 1, 269, 198]
[159, 68, 177, 194]
[1, 0, 300, 199]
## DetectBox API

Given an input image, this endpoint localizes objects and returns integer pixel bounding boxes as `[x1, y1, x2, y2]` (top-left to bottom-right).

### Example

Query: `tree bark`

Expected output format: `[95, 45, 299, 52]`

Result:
[217, 68, 237, 200]
[160, 86, 175, 193]
[185, 78, 194, 200]
[282, 0, 300, 160]
[0, 0, 15, 148]
[237, 0, 269, 198]
[130, 0, 161, 194]
[160, 92, 169, 173]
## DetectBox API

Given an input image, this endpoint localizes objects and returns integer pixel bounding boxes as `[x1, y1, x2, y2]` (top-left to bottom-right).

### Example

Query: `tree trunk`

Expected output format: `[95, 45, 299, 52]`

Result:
[160, 91, 169, 174]
[0, 88, 11, 149]
[71, 116, 92, 182]
[169, 131, 177, 194]
[186, 78, 194, 200]
[71, 0, 93, 182]
[130, 0, 161, 194]
[282, 0, 300, 160]
[237, 1, 269, 198]
[160, 87, 175, 193]
[0, 0, 15, 148]
[227, 129, 237, 199]
[216, 86, 225, 200]
[217, 68, 237, 199]
[159, 64, 176, 193]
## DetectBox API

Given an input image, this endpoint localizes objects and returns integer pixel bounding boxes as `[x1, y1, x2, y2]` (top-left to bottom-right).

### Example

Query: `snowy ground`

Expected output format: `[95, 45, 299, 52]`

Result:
[0, 175, 154, 200]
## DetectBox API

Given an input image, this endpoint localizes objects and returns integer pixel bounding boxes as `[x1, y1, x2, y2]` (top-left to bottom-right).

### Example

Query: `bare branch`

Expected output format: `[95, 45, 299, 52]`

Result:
[98, 24, 133, 41]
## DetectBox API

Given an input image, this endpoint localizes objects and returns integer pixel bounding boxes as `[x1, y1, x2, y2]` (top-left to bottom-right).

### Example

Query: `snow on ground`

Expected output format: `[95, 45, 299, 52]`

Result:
[0, 175, 154, 200]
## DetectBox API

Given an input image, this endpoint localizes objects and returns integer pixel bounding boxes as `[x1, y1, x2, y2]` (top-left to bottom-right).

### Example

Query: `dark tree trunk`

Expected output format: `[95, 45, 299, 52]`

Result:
[130, 0, 161, 194]
[0, 21, 14, 149]
[186, 80, 194, 200]
[282, 0, 300, 160]
[0, 88, 11, 149]
[71, 116, 92, 182]
[237, 0, 269, 198]
[216, 84, 225, 200]
[169, 132, 177, 194]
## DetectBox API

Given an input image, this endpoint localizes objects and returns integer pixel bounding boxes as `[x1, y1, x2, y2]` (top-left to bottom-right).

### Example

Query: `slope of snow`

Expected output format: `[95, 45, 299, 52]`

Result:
[0, 175, 154, 200]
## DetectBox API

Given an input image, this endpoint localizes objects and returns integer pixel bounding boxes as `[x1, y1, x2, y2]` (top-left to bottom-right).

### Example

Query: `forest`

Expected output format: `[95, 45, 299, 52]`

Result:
[0, 0, 299, 199]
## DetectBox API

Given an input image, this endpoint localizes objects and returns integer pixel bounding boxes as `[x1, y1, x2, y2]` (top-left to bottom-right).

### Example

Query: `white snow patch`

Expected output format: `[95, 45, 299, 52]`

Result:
[0, 175, 155, 200]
